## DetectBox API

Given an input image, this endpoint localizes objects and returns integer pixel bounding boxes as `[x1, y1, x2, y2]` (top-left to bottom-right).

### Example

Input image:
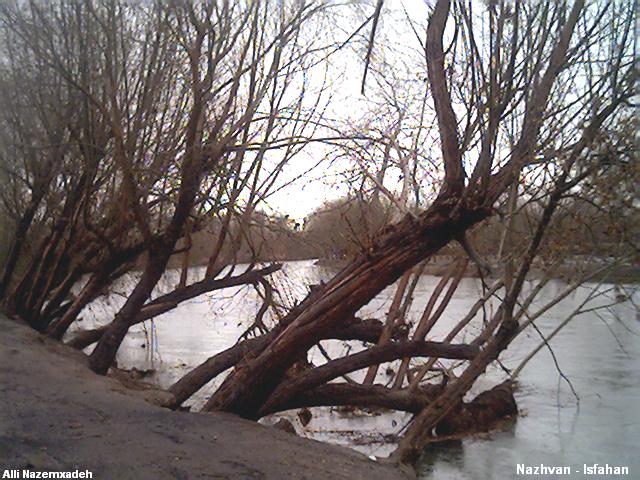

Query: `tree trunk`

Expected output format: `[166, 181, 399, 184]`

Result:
[264, 383, 443, 415]
[87, 122, 212, 373]
[254, 340, 478, 418]
[391, 319, 515, 464]
[46, 270, 110, 340]
[264, 381, 516, 430]
[168, 317, 394, 408]
[87, 241, 180, 374]
[46, 244, 144, 339]
[0, 193, 44, 298]
[31, 266, 81, 332]
[204, 197, 488, 419]
[21, 173, 89, 318]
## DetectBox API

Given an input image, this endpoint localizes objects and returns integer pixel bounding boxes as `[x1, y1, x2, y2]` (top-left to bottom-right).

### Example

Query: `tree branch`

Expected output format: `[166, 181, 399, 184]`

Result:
[168, 316, 396, 408]
[255, 340, 478, 416]
[66, 264, 282, 349]
[426, 0, 464, 195]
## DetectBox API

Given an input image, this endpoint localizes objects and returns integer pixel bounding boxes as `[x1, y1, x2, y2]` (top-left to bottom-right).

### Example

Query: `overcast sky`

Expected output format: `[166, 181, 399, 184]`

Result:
[262, 0, 432, 222]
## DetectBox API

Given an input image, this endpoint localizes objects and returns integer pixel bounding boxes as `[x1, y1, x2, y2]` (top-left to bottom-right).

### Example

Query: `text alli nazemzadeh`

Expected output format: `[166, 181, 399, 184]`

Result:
[517, 464, 629, 475]
[2, 471, 92, 479]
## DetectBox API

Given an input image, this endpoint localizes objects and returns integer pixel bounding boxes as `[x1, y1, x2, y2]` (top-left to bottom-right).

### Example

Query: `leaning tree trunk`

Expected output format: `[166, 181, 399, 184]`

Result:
[32, 265, 82, 332]
[391, 313, 516, 464]
[205, 195, 489, 419]
[45, 244, 145, 339]
[0, 191, 46, 298]
[87, 240, 180, 374]
[392, 155, 570, 463]
[87, 134, 209, 374]
[168, 314, 393, 408]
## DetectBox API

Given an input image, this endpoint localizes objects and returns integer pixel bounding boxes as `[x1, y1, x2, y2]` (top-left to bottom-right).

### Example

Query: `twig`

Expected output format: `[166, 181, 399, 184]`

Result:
[361, 0, 384, 95]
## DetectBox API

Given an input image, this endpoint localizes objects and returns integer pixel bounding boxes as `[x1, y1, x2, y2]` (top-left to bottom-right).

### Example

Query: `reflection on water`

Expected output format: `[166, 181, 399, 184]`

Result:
[69, 260, 640, 479]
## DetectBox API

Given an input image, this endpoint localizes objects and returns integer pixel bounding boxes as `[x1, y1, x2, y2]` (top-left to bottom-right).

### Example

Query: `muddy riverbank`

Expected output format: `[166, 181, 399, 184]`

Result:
[0, 313, 410, 480]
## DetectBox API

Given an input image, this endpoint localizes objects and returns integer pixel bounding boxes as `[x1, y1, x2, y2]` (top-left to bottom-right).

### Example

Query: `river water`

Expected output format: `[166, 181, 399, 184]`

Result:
[71, 260, 640, 478]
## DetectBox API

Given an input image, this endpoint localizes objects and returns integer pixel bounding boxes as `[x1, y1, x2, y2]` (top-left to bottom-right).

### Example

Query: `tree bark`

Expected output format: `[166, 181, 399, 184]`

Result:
[87, 128, 217, 373]
[88, 244, 175, 374]
[391, 322, 514, 464]
[204, 198, 489, 419]
[265, 381, 516, 438]
[393, 164, 570, 463]
[46, 245, 144, 339]
[435, 381, 517, 436]
[253, 339, 478, 418]
[264, 383, 443, 415]
[425, 0, 464, 196]
[168, 316, 395, 408]
[0, 193, 45, 298]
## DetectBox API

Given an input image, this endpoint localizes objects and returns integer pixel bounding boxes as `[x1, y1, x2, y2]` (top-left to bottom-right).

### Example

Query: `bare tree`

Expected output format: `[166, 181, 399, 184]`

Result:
[0, 0, 636, 471]
[192, 0, 635, 463]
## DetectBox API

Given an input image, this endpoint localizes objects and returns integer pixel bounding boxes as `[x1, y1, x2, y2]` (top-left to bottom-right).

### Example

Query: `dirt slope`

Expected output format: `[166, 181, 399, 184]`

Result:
[0, 313, 411, 479]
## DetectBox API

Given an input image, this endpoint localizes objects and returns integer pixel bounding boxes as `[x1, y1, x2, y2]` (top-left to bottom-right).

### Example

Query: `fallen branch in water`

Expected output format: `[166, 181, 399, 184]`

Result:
[168, 316, 401, 408]
[254, 340, 479, 417]
[66, 264, 283, 350]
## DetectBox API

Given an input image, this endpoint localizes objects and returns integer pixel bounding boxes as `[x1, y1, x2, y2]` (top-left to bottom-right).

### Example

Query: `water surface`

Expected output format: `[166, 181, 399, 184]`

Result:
[71, 260, 640, 478]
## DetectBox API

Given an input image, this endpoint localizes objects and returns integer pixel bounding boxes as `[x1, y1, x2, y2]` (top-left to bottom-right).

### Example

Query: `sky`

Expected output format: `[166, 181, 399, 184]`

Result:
[261, 0, 432, 223]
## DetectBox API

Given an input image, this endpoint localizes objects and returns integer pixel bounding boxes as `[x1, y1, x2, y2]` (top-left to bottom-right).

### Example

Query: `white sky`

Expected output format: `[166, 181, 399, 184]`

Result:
[260, 0, 634, 223]
[263, 0, 432, 222]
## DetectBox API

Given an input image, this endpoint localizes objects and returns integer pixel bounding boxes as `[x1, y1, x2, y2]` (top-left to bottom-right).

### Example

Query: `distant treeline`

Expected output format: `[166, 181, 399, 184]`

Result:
[2, 191, 635, 274]
[163, 193, 638, 268]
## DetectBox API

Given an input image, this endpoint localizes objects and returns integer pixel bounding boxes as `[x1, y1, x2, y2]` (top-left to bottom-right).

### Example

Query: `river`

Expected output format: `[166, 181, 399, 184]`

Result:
[70, 260, 640, 478]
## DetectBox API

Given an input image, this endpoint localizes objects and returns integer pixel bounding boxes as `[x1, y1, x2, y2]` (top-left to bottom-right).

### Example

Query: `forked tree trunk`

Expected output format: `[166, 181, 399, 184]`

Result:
[392, 158, 569, 463]
[88, 139, 214, 373]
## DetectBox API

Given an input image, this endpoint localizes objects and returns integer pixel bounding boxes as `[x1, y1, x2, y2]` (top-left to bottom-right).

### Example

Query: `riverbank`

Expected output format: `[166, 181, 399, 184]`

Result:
[314, 256, 640, 282]
[0, 313, 410, 480]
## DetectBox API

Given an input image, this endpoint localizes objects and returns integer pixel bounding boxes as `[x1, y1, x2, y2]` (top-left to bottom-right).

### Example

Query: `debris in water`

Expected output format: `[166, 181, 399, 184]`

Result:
[298, 407, 312, 426]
